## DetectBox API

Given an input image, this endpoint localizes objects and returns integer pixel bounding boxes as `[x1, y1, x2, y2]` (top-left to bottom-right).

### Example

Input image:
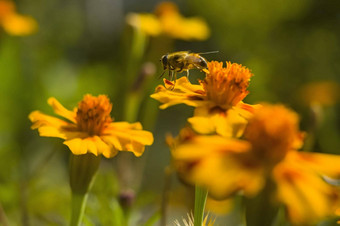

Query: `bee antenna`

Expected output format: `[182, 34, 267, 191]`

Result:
[197, 51, 219, 55]
[158, 70, 166, 79]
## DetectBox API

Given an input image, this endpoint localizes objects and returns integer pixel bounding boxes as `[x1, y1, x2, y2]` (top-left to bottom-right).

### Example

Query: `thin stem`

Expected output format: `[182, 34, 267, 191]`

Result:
[70, 193, 88, 226]
[160, 166, 172, 226]
[194, 186, 208, 226]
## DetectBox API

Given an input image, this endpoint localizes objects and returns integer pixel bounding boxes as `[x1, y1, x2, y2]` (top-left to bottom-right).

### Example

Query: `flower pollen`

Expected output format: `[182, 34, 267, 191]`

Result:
[202, 61, 253, 109]
[76, 95, 112, 135]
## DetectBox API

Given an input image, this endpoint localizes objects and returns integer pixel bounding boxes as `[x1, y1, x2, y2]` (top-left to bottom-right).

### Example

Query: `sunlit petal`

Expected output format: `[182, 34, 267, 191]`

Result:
[48, 97, 76, 123]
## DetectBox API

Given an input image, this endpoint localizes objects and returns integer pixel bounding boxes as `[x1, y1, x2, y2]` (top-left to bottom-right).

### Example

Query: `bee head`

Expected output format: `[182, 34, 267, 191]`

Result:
[160, 54, 168, 70]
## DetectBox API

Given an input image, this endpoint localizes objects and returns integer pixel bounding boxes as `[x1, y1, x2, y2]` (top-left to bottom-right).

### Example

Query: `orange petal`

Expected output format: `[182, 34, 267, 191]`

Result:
[48, 97, 76, 123]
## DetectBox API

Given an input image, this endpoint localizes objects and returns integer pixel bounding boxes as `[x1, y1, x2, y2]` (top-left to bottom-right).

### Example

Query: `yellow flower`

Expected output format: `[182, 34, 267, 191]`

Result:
[126, 13, 161, 37]
[0, 0, 37, 36]
[29, 94, 154, 158]
[171, 104, 340, 225]
[126, 1, 210, 40]
[155, 2, 210, 41]
[151, 61, 258, 137]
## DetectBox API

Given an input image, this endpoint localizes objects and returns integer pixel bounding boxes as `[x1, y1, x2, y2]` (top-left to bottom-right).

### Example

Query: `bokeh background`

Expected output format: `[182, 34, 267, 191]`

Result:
[1, 0, 340, 225]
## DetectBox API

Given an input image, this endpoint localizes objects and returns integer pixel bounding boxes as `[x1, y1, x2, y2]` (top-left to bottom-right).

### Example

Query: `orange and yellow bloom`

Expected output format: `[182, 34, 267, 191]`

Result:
[170, 104, 340, 225]
[126, 2, 209, 40]
[151, 61, 258, 137]
[29, 94, 154, 158]
[0, 0, 37, 36]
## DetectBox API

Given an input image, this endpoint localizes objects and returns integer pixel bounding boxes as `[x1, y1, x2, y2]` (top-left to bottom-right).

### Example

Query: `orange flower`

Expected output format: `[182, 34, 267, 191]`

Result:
[151, 61, 258, 137]
[171, 104, 340, 225]
[29, 95, 154, 158]
[0, 0, 37, 36]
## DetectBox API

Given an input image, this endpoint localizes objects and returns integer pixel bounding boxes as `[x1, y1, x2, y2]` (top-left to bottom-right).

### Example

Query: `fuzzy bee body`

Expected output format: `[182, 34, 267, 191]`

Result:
[160, 51, 210, 85]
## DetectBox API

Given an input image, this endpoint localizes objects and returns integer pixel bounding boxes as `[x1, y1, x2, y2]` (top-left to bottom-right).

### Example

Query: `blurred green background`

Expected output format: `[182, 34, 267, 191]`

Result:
[0, 0, 340, 225]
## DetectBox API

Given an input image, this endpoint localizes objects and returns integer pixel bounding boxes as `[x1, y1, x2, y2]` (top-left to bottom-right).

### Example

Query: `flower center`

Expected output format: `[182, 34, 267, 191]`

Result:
[202, 61, 252, 109]
[76, 94, 113, 135]
[243, 104, 301, 165]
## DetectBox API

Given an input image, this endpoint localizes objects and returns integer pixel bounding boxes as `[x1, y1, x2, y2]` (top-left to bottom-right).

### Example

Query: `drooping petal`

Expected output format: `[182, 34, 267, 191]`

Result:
[273, 156, 339, 225]
[102, 122, 154, 157]
[48, 97, 76, 123]
[150, 77, 208, 109]
[63, 136, 111, 156]
[64, 138, 88, 155]
[188, 106, 249, 137]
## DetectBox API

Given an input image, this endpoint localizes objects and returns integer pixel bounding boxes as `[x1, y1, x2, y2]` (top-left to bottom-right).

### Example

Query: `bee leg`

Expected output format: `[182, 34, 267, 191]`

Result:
[169, 70, 173, 81]
[158, 70, 166, 79]
[170, 72, 177, 90]
[186, 70, 190, 82]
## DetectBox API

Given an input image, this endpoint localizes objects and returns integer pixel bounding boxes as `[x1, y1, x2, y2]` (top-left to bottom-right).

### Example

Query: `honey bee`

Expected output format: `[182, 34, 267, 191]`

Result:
[159, 51, 217, 85]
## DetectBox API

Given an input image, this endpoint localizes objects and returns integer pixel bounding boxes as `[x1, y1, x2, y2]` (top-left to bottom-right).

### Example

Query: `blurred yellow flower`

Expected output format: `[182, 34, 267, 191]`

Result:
[151, 61, 258, 137]
[126, 13, 161, 37]
[0, 0, 37, 36]
[29, 94, 154, 158]
[126, 1, 210, 40]
[171, 104, 340, 225]
[299, 81, 339, 106]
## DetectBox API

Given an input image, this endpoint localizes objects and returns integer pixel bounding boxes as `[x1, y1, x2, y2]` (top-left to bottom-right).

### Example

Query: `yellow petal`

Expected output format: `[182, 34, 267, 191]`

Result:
[188, 106, 248, 137]
[64, 138, 88, 155]
[102, 121, 154, 157]
[172, 135, 250, 160]
[48, 97, 76, 123]
[150, 77, 207, 109]
[273, 158, 339, 225]
[187, 154, 264, 199]
[29, 110, 86, 140]
[290, 151, 340, 178]
[29, 111, 70, 129]
[1, 13, 37, 36]
[126, 13, 161, 36]
[63, 136, 111, 156]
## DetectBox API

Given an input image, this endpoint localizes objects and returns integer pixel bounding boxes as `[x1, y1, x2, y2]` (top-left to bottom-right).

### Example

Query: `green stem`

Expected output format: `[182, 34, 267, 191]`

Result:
[194, 186, 208, 226]
[70, 192, 88, 226]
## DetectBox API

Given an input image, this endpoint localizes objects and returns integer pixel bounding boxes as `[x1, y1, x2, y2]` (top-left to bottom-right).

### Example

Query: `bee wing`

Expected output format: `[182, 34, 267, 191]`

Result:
[197, 51, 219, 55]
[185, 54, 207, 69]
